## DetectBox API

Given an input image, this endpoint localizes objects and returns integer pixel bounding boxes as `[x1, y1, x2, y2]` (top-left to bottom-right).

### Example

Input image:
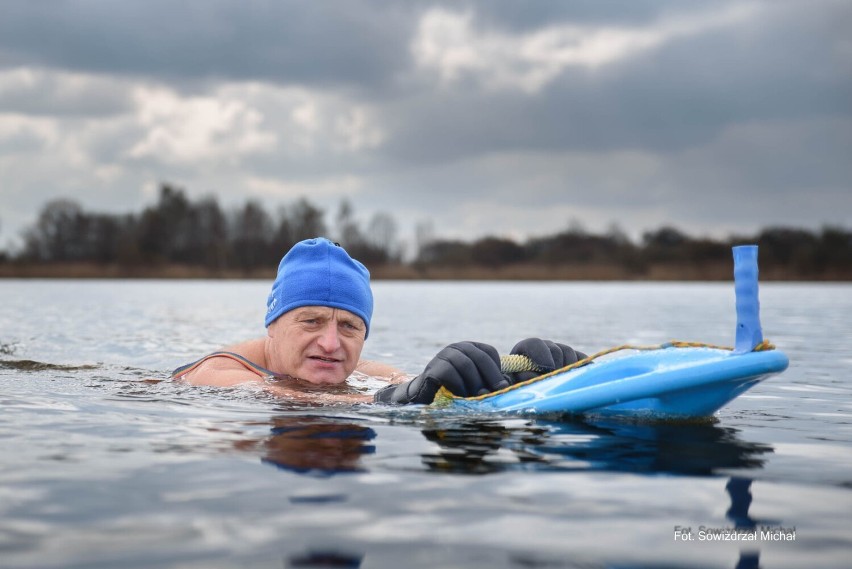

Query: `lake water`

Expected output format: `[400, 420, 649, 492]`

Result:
[1, 279, 850, 569]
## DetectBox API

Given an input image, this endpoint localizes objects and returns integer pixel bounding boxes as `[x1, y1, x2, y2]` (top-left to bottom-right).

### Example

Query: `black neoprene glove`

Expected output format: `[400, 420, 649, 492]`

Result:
[509, 338, 588, 382]
[374, 341, 510, 405]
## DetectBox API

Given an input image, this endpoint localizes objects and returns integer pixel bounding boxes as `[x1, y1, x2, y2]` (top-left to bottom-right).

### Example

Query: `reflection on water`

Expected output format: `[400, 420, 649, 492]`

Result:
[417, 417, 773, 568]
[727, 477, 757, 529]
[734, 551, 761, 569]
[225, 414, 775, 569]
[287, 550, 364, 568]
[2, 280, 851, 568]
[227, 414, 772, 478]
[233, 415, 377, 476]
[420, 416, 773, 476]
[725, 479, 764, 569]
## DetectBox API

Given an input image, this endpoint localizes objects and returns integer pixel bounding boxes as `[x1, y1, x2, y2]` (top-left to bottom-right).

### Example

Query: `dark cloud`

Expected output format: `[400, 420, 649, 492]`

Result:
[0, 70, 132, 117]
[451, 0, 702, 30]
[384, 1, 852, 163]
[0, 0, 415, 91]
[0, 0, 849, 248]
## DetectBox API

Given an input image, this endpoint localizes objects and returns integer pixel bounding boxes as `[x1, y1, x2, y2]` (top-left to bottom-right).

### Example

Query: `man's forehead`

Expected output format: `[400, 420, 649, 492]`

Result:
[291, 306, 360, 320]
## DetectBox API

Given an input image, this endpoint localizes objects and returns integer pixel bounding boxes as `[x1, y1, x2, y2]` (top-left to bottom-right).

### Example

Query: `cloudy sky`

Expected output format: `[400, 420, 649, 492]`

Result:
[1, 0, 850, 253]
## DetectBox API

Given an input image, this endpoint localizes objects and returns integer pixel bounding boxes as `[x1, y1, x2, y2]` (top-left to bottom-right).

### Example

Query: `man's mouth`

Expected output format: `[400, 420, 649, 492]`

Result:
[309, 355, 341, 363]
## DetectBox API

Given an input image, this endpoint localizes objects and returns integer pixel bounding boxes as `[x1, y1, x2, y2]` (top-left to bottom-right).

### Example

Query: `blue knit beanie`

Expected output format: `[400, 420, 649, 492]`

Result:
[265, 238, 373, 336]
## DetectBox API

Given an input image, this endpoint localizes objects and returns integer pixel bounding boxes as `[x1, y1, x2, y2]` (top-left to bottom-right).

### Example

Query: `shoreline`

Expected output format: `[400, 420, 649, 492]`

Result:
[1, 262, 849, 281]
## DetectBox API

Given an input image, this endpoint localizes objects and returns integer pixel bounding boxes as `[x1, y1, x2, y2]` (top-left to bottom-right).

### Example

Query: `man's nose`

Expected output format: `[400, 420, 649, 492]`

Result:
[317, 321, 341, 351]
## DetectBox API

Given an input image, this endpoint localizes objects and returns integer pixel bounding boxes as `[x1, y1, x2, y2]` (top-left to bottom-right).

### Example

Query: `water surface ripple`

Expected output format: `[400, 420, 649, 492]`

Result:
[1, 280, 850, 568]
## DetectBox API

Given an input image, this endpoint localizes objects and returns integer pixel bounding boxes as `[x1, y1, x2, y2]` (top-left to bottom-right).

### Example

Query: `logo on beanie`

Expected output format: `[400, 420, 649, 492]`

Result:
[267, 297, 277, 314]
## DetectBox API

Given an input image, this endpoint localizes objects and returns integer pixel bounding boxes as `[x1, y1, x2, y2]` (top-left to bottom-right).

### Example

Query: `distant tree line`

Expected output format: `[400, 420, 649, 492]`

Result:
[6, 184, 403, 271]
[1, 183, 850, 279]
[418, 224, 852, 279]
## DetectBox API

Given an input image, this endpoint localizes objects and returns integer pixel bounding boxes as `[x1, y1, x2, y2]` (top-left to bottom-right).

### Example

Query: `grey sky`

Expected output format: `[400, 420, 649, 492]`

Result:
[1, 0, 849, 254]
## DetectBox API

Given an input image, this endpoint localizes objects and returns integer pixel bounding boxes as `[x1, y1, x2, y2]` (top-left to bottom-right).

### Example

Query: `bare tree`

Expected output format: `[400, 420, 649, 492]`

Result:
[288, 198, 327, 243]
[137, 183, 192, 263]
[194, 197, 228, 269]
[23, 198, 85, 261]
[414, 220, 435, 262]
[231, 200, 274, 270]
[366, 211, 401, 262]
[335, 198, 364, 249]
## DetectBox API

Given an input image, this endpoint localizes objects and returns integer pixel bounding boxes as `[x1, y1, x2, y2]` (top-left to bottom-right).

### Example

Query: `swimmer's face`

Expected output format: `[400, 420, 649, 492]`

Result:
[266, 306, 366, 384]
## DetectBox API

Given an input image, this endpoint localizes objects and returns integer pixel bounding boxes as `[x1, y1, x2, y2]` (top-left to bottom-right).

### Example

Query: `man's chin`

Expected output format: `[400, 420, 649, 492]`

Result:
[298, 366, 351, 386]
[301, 375, 348, 386]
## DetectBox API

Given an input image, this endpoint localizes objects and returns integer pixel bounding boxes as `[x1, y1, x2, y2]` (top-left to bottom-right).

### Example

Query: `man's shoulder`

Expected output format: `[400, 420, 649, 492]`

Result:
[222, 338, 266, 363]
[174, 338, 269, 386]
[177, 353, 264, 386]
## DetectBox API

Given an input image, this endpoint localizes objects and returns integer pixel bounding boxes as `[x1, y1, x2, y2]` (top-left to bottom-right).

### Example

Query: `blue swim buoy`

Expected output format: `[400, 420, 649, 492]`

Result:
[435, 245, 788, 418]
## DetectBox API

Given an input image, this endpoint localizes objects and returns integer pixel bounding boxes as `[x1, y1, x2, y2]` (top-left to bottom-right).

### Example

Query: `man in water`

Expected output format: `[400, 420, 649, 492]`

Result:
[174, 237, 585, 404]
